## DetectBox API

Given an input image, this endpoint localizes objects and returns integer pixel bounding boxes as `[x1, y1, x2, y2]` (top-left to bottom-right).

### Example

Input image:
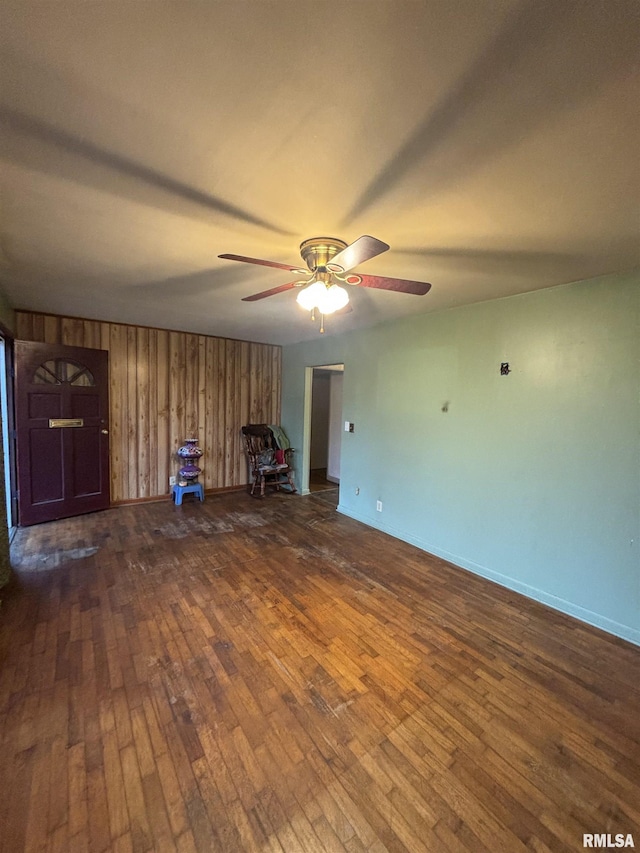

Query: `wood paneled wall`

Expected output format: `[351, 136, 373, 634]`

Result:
[16, 312, 281, 502]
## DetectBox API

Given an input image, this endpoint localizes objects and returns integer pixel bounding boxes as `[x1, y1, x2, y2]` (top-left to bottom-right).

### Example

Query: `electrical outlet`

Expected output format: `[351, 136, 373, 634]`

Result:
[169, 476, 176, 486]
[355, 487, 360, 495]
[376, 500, 383, 512]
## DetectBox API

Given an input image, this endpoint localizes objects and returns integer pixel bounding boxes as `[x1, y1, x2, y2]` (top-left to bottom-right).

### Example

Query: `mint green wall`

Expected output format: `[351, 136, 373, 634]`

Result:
[282, 271, 639, 645]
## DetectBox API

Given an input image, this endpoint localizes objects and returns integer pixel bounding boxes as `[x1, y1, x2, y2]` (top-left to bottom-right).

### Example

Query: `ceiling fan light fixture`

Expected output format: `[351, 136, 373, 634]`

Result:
[221, 235, 431, 321]
[316, 284, 349, 315]
[296, 279, 326, 311]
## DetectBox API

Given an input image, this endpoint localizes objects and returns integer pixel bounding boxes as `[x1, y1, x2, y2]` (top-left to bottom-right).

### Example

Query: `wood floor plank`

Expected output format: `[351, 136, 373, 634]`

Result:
[1, 489, 639, 852]
[86, 763, 112, 853]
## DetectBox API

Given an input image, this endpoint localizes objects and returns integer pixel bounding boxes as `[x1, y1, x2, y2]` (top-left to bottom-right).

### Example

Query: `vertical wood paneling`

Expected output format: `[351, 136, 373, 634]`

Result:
[155, 330, 170, 495]
[239, 341, 250, 423]
[238, 342, 250, 485]
[147, 330, 158, 497]
[168, 332, 185, 485]
[17, 313, 32, 339]
[100, 324, 111, 352]
[271, 347, 282, 424]
[204, 339, 215, 490]
[83, 320, 102, 350]
[44, 315, 61, 343]
[184, 334, 199, 437]
[136, 328, 150, 499]
[15, 311, 282, 501]
[225, 340, 238, 487]
[261, 345, 270, 428]
[197, 337, 207, 488]
[215, 339, 227, 489]
[62, 317, 84, 346]
[126, 326, 138, 500]
[248, 344, 260, 424]
[109, 324, 128, 502]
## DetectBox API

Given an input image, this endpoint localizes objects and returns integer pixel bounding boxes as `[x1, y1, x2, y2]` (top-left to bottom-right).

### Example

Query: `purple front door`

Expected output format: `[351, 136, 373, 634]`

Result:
[15, 341, 110, 526]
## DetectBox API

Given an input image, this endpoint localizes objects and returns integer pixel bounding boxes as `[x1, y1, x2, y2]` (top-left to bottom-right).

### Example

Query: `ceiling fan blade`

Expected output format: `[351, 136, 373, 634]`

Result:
[219, 253, 306, 273]
[242, 280, 304, 302]
[357, 274, 431, 295]
[329, 235, 390, 273]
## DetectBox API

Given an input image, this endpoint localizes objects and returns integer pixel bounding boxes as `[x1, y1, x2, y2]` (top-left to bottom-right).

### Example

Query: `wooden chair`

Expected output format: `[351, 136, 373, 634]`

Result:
[241, 424, 297, 497]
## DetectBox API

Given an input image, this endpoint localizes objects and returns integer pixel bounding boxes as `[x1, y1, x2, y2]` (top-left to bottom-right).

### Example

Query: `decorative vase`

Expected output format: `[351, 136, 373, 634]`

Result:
[176, 438, 203, 482]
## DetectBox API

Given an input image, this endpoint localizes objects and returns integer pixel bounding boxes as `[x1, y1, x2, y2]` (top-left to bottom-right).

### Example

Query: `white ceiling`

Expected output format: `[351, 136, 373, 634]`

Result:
[1, 0, 638, 346]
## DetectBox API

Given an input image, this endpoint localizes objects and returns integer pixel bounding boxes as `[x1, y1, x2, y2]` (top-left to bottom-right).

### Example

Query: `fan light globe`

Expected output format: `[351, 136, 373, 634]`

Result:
[296, 280, 325, 310]
[317, 284, 349, 315]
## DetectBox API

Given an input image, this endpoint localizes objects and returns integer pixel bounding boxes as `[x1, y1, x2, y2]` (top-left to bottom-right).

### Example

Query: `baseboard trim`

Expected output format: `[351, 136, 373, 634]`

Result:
[112, 485, 246, 507]
[337, 504, 639, 648]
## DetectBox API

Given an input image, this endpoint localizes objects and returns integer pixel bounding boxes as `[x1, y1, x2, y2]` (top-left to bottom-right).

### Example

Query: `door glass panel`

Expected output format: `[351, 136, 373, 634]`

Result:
[32, 359, 95, 387]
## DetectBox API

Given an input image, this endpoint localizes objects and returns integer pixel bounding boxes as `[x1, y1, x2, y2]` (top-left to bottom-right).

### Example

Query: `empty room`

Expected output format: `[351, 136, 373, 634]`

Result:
[0, 2, 638, 852]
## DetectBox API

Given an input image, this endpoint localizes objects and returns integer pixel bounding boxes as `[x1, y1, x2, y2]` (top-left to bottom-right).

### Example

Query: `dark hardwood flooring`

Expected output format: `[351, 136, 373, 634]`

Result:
[309, 469, 339, 494]
[1, 490, 639, 852]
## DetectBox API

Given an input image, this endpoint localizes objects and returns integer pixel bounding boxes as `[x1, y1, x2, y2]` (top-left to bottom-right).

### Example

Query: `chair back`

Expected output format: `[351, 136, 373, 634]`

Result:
[241, 424, 297, 495]
[241, 424, 274, 465]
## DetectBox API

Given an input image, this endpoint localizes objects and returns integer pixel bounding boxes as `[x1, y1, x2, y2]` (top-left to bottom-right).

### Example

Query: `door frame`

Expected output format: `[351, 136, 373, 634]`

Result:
[301, 363, 344, 496]
[0, 333, 17, 535]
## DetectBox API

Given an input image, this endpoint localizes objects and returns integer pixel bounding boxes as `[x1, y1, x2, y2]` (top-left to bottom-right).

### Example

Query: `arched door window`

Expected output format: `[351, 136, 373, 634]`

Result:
[32, 359, 95, 387]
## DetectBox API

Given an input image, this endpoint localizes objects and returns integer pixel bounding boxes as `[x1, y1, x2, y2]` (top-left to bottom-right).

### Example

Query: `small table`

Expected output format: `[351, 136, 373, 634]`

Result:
[172, 482, 205, 505]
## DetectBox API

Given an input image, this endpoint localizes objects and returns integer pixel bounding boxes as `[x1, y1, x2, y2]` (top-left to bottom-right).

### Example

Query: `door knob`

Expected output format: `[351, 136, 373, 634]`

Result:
[101, 429, 109, 435]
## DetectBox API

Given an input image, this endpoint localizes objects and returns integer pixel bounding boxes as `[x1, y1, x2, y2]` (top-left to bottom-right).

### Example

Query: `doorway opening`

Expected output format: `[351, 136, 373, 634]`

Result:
[301, 363, 344, 496]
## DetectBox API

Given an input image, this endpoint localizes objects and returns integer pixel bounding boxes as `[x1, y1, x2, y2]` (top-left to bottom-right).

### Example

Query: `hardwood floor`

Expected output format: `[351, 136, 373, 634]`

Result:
[308, 469, 339, 494]
[1, 491, 639, 853]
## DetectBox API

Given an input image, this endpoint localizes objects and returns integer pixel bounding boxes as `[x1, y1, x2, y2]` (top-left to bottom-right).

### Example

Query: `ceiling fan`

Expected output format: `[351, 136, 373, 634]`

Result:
[218, 235, 432, 332]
